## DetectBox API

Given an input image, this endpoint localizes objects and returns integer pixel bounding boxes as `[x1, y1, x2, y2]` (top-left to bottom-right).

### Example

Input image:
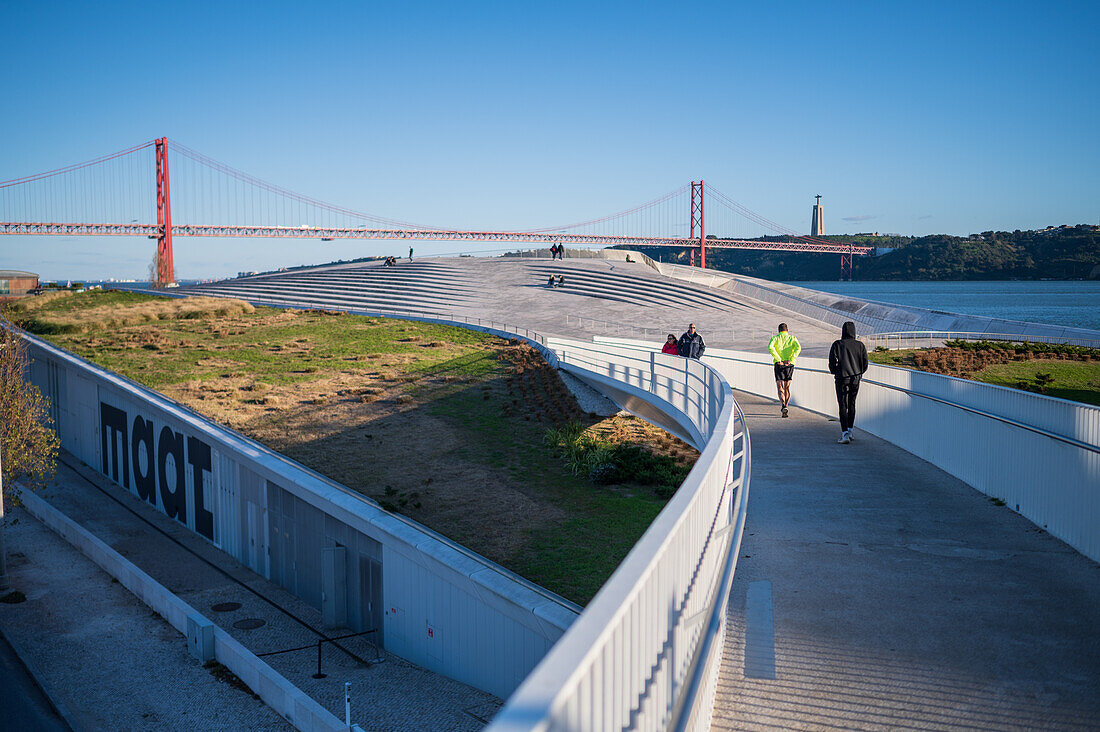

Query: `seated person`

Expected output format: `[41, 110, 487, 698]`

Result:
[556, 275, 565, 287]
[547, 275, 556, 287]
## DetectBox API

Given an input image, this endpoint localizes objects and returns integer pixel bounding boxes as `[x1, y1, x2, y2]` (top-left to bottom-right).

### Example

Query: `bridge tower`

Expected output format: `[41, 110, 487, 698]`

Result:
[840, 244, 853, 280]
[691, 181, 705, 268]
[155, 138, 175, 287]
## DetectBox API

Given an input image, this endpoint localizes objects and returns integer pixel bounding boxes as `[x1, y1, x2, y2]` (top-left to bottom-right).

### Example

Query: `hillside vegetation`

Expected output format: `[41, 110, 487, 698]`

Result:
[869, 340, 1100, 406]
[627, 225, 1100, 280]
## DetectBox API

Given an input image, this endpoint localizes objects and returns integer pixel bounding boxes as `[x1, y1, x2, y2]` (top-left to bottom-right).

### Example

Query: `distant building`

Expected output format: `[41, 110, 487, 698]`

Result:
[0, 269, 39, 296]
[810, 195, 825, 236]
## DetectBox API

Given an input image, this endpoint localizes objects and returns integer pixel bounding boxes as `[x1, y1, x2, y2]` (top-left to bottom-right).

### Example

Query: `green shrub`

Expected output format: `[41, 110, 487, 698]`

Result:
[545, 423, 690, 494]
[943, 339, 1100, 358]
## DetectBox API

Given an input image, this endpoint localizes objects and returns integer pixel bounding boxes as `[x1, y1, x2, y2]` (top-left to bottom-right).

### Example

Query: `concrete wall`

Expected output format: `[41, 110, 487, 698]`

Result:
[18, 330, 578, 700]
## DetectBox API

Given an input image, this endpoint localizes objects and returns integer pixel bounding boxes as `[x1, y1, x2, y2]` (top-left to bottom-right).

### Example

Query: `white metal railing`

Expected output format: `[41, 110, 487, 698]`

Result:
[863, 331, 1100, 350]
[491, 341, 750, 732]
[564, 313, 661, 341]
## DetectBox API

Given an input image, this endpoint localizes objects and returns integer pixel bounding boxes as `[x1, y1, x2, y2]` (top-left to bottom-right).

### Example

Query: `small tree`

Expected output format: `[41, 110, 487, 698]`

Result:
[0, 327, 60, 590]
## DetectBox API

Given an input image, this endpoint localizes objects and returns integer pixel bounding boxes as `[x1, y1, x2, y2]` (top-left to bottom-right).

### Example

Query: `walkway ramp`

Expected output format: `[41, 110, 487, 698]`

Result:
[713, 392, 1100, 730]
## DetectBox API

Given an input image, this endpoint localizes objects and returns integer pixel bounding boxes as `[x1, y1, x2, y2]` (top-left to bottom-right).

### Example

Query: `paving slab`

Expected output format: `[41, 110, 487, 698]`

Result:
[182, 256, 845, 354]
[712, 391, 1100, 730]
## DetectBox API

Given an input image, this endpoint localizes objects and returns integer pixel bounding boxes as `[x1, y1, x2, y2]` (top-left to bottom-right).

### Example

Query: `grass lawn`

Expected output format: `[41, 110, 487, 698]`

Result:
[5, 290, 696, 604]
[869, 348, 1100, 406]
[972, 360, 1100, 406]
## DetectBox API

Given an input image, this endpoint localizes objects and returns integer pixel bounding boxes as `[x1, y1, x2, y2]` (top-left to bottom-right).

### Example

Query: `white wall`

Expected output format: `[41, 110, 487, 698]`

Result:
[17, 329, 578, 700]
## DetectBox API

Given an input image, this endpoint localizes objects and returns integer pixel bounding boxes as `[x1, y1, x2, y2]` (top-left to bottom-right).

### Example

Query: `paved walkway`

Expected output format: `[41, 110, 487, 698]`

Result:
[1, 456, 500, 731]
[0, 505, 291, 731]
[0, 620, 70, 731]
[712, 391, 1100, 730]
[182, 256, 845, 355]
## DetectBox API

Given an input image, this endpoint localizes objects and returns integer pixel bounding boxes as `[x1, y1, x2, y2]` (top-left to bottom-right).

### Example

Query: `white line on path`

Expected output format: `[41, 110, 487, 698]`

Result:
[744, 580, 776, 680]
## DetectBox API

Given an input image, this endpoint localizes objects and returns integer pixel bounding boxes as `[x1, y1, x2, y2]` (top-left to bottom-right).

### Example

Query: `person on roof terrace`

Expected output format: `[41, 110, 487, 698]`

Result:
[768, 322, 801, 418]
[678, 323, 705, 359]
[662, 334, 680, 355]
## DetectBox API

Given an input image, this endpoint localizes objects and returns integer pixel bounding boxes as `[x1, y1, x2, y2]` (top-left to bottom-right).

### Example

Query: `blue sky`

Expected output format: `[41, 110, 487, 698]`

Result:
[1, 0, 1098, 280]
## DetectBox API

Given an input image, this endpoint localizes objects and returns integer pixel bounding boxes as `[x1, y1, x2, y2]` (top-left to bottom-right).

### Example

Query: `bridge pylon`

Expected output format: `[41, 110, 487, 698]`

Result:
[155, 137, 175, 287]
[691, 181, 705, 268]
[840, 243, 853, 280]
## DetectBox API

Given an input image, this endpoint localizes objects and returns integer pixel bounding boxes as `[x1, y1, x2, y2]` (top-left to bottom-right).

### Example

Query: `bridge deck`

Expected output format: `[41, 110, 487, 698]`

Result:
[713, 391, 1100, 730]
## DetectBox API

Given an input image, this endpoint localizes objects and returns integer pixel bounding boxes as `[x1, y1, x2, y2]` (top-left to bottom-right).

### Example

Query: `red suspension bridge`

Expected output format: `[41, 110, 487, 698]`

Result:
[0, 138, 871, 286]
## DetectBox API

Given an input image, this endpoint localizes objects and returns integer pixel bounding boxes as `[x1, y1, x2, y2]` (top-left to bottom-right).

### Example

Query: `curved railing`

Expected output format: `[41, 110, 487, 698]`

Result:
[863, 330, 1100, 350]
[57, 288, 752, 727]
[590, 335, 1100, 564]
[491, 340, 751, 731]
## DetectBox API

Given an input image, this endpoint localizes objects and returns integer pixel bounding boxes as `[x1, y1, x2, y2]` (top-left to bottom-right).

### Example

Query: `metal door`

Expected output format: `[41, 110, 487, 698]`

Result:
[359, 555, 384, 647]
[321, 546, 347, 629]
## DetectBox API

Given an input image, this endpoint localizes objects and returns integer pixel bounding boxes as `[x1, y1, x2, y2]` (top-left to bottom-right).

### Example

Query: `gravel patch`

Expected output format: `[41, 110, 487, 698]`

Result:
[558, 369, 622, 417]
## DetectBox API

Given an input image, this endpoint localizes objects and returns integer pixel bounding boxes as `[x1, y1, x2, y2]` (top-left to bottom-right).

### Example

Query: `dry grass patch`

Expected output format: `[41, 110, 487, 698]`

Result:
[11, 294, 254, 334]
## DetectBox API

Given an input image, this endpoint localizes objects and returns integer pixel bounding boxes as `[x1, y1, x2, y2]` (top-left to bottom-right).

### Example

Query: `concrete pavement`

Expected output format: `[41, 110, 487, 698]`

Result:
[0, 623, 70, 731]
[0, 455, 501, 731]
[712, 391, 1100, 730]
[0, 503, 292, 731]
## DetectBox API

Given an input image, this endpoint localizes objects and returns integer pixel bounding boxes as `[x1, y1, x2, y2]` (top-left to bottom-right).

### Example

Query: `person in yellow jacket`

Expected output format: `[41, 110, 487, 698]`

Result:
[768, 323, 801, 418]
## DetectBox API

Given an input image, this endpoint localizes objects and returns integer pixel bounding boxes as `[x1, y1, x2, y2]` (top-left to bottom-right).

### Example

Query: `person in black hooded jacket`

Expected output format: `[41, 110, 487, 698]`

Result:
[828, 321, 868, 444]
[678, 323, 706, 359]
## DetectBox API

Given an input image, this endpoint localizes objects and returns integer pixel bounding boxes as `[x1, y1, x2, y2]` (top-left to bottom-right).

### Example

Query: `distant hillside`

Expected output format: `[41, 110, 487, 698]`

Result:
[623, 225, 1100, 280]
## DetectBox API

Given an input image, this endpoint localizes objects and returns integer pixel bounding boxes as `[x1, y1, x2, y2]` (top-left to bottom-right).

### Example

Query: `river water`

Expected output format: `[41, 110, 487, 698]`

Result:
[793, 280, 1100, 332]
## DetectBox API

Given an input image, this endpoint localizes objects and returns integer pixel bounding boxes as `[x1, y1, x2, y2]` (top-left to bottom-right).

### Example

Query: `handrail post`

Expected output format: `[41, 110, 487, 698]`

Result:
[312, 639, 327, 678]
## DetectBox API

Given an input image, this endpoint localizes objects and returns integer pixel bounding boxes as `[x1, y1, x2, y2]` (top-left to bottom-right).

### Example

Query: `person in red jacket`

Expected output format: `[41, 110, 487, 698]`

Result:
[661, 334, 680, 355]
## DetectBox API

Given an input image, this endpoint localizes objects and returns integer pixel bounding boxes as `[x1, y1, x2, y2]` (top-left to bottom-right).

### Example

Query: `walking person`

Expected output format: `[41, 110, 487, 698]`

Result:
[558, 244, 566, 260]
[409, 246, 414, 261]
[768, 323, 801, 418]
[828, 321, 868, 444]
[677, 323, 706, 359]
[662, 334, 680, 355]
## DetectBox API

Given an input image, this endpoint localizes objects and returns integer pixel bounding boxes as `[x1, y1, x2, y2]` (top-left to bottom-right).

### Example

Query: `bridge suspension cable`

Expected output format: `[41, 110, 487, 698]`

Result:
[1, 138, 869, 285]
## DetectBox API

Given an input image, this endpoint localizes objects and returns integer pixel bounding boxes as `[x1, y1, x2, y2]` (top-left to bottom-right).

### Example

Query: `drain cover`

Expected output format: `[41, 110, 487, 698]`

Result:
[233, 618, 266, 630]
[211, 602, 242, 612]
